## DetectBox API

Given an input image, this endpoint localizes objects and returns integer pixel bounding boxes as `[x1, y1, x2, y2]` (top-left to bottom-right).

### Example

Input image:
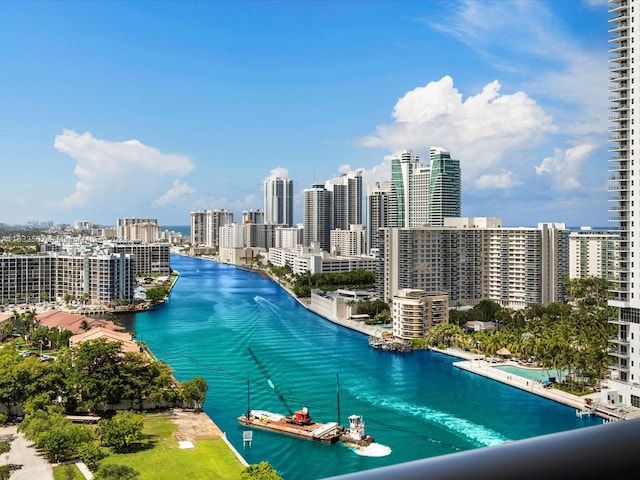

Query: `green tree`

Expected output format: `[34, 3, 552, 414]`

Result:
[19, 408, 94, 462]
[76, 441, 105, 470]
[0, 322, 15, 342]
[180, 376, 208, 411]
[241, 461, 283, 480]
[95, 464, 139, 480]
[0, 353, 20, 412]
[38, 423, 94, 462]
[0, 466, 9, 480]
[98, 411, 144, 451]
[72, 338, 124, 411]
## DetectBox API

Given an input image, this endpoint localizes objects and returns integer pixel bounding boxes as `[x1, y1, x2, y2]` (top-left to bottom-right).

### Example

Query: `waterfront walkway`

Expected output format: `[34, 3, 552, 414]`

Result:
[432, 347, 640, 421]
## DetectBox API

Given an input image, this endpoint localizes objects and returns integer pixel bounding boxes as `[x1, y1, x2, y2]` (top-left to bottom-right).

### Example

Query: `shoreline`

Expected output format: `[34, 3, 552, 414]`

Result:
[195, 254, 386, 337]
[430, 347, 640, 421]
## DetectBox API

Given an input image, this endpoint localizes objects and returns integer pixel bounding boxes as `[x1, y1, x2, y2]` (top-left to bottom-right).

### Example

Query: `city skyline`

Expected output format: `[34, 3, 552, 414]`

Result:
[0, 1, 608, 227]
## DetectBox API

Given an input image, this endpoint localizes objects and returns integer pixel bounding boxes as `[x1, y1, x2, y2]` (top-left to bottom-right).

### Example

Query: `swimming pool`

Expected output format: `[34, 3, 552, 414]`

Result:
[493, 364, 565, 382]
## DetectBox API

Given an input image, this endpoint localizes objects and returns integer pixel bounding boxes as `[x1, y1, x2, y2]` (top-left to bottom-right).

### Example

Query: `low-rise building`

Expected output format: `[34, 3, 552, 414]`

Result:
[392, 289, 449, 340]
[69, 328, 139, 353]
[268, 243, 377, 276]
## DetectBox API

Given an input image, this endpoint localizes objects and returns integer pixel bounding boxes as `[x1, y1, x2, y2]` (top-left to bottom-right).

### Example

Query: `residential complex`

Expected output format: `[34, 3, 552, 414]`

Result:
[116, 218, 160, 242]
[389, 148, 461, 228]
[366, 181, 393, 254]
[190, 209, 234, 247]
[303, 183, 333, 251]
[392, 289, 449, 340]
[330, 224, 367, 257]
[325, 171, 363, 231]
[568, 228, 616, 279]
[264, 176, 294, 227]
[0, 236, 171, 306]
[268, 243, 376, 276]
[608, 0, 640, 407]
[377, 218, 568, 309]
[242, 209, 265, 225]
[0, 251, 134, 305]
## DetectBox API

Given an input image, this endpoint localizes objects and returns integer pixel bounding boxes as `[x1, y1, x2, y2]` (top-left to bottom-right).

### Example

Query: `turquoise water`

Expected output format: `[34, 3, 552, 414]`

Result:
[494, 365, 566, 382]
[132, 255, 600, 479]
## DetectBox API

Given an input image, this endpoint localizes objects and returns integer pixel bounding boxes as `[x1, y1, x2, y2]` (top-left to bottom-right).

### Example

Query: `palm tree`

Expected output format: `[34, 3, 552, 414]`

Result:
[0, 322, 16, 342]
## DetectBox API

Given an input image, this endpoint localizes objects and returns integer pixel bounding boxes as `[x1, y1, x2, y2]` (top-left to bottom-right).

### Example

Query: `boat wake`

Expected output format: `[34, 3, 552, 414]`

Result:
[354, 391, 508, 447]
[351, 442, 392, 457]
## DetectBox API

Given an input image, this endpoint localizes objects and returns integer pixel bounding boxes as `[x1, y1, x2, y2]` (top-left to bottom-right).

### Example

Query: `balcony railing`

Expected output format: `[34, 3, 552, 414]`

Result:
[326, 419, 640, 480]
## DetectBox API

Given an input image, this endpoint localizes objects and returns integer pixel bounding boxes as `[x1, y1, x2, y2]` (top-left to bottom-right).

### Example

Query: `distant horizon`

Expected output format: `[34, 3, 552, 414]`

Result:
[0, 222, 615, 233]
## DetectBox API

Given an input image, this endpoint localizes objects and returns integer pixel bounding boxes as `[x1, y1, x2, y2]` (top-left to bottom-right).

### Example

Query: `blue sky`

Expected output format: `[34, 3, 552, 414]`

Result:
[0, 0, 609, 227]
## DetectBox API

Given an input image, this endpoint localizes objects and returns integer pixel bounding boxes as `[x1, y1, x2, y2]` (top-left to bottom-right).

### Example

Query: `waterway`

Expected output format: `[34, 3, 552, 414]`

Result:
[131, 254, 600, 479]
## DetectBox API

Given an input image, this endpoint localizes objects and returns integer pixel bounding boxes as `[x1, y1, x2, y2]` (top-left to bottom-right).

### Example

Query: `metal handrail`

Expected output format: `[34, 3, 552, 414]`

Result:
[325, 418, 640, 480]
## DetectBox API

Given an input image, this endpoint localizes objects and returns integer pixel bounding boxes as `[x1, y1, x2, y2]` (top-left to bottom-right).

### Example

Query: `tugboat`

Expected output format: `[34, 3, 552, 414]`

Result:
[340, 414, 375, 447]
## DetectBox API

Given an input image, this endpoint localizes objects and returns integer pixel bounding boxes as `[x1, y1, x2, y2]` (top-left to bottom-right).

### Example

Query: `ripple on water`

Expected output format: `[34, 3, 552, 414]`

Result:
[132, 255, 602, 480]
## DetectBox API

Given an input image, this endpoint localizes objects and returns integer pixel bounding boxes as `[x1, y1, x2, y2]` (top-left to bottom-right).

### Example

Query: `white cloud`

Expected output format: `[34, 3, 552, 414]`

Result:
[475, 170, 522, 190]
[357, 76, 554, 191]
[338, 164, 352, 174]
[264, 167, 289, 181]
[153, 179, 195, 207]
[535, 144, 597, 191]
[53, 130, 194, 209]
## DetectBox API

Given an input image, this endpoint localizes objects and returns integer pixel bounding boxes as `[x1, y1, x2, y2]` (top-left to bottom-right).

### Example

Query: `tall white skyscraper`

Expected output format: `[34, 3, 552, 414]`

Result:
[264, 177, 293, 227]
[325, 171, 363, 231]
[303, 183, 332, 251]
[608, 0, 640, 407]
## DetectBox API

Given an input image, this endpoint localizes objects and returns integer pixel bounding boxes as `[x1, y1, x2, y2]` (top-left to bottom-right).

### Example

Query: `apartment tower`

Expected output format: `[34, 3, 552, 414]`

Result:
[389, 148, 461, 228]
[608, 0, 640, 406]
[367, 181, 393, 254]
[303, 183, 333, 251]
[264, 177, 293, 227]
[325, 171, 363, 231]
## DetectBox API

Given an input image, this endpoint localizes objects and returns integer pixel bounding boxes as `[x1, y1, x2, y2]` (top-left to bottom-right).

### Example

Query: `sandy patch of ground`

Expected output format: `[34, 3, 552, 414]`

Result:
[171, 409, 224, 444]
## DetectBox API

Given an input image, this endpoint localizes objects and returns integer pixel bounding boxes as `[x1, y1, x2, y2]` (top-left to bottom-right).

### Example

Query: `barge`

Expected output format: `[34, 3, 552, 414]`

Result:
[238, 407, 374, 446]
[238, 407, 341, 443]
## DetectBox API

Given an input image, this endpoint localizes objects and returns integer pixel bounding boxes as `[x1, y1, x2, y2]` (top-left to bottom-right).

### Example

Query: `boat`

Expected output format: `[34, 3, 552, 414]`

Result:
[239, 349, 376, 447]
[238, 408, 374, 446]
[340, 414, 375, 447]
[238, 407, 342, 444]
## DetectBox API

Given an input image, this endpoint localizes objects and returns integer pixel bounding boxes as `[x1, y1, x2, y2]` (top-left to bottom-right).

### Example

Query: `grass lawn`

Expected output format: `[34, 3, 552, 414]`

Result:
[98, 413, 246, 480]
[53, 464, 84, 480]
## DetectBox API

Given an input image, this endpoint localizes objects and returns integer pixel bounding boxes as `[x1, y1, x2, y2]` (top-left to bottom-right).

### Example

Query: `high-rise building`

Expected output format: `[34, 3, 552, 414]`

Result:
[427, 147, 462, 227]
[264, 177, 294, 227]
[367, 181, 393, 253]
[568, 228, 616, 280]
[330, 224, 367, 256]
[390, 150, 419, 228]
[242, 209, 265, 225]
[190, 209, 234, 247]
[116, 218, 159, 241]
[303, 183, 332, 251]
[325, 171, 363, 231]
[388, 148, 461, 228]
[377, 218, 568, 308]
[0, 252, 135, 305]
[607, 0, 640, 406]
